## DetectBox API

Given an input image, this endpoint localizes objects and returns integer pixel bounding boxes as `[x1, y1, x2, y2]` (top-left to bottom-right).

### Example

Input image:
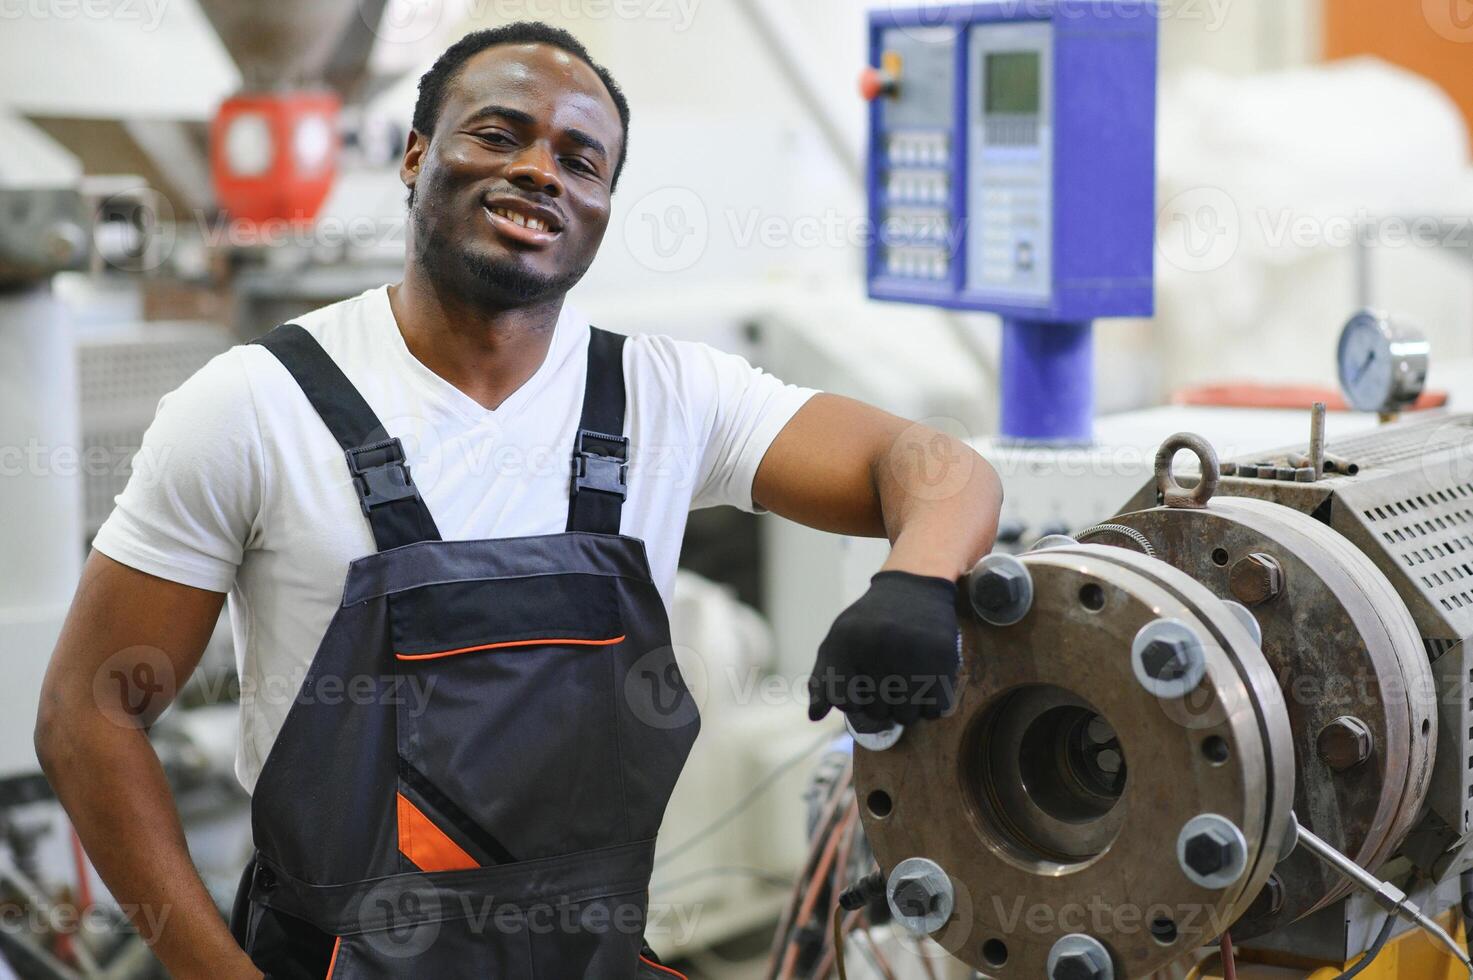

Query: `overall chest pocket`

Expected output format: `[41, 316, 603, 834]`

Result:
[388, 573, 632, 868]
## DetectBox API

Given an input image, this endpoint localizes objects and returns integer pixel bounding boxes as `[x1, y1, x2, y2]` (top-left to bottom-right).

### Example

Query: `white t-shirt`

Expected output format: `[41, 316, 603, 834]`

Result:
[93, 286, 816, 792]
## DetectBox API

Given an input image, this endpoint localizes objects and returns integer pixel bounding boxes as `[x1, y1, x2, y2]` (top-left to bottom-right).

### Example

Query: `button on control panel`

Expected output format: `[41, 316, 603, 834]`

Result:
[871, 27, 958, 287]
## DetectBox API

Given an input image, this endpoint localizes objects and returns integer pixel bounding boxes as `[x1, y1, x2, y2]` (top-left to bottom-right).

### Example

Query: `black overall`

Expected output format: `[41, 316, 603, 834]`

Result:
[229, 324, 700, 979]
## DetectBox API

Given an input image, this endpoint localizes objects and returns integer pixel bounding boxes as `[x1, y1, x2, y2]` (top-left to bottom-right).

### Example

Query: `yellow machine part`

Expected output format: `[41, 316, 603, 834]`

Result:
[1189, 911, 1467, 980]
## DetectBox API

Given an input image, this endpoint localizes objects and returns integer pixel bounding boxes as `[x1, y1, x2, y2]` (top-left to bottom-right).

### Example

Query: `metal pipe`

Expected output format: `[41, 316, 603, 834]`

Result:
[1295, 821, 1472, 975]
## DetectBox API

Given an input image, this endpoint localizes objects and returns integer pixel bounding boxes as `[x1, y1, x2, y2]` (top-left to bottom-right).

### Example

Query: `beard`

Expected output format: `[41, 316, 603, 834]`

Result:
[411, 195, 590, 310]
[456, 247, 585, 305]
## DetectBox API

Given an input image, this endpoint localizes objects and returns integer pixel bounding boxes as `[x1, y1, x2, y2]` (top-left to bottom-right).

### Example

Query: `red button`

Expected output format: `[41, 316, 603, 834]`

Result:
[859, 66, 893, 102]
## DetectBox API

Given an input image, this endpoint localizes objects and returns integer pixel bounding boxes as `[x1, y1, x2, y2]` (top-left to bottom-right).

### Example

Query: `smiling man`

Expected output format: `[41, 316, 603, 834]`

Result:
[35, 21, 1001, 980]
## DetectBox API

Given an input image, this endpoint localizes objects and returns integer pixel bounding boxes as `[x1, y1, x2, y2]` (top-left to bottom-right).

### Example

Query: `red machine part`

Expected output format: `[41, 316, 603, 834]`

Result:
[1172, 382, 1447, 412]
[858, 50, 903, 101]
[210, 91, 340, 228]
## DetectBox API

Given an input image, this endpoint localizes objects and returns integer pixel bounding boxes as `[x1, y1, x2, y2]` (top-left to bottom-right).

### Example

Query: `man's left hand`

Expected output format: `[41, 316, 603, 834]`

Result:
[807, 571, 961, 725]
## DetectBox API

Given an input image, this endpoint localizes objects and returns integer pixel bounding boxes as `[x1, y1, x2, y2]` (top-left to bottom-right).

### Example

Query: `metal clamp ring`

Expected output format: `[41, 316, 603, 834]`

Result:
[1155, 432, 1220, 509]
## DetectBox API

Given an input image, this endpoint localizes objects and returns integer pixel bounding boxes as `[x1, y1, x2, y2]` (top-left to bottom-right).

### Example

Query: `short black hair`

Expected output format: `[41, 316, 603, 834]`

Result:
[410, 21, 631, 190]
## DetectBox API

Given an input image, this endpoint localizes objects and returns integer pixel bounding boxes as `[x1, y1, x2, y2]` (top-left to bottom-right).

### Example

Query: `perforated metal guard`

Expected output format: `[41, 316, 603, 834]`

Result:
[76, 323, 233, 535]
[1340, 460, 1473, 844]
[1326, 414, 1473, 468]
[1356, 484, 1473, 619]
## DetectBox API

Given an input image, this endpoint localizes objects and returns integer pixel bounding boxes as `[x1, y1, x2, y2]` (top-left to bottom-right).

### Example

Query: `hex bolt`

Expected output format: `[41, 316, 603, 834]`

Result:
[1317, 716, 1374, 771]
[885, 857, 955, 936]
[845, 714, 904, 753]
[1246, 873, 1285, 919]
[1184, 828, 1236, 877]
[891, 876, 939, 918]
[967, 554, 1033, 626]
[1131, 619, 1206, 699]
[1228, 553, 1284, 606]
[1141, 637, 1193, 681]
[973, 566, 1024, 611]
[1177, 814, 1248, 889]
[1053, 952, 1107, 980]
[1047, 935, 1113, 980]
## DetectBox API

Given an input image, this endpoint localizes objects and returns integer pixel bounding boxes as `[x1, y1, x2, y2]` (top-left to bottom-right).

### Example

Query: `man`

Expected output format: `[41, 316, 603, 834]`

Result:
[35, 21, 1000, 980]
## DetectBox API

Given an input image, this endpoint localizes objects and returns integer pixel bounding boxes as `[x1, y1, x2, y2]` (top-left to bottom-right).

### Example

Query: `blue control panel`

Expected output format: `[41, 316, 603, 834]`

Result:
[864, 2, 1157, 322]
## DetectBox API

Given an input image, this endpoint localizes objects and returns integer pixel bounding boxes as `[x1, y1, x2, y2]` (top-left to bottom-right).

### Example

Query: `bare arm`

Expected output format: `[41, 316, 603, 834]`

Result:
[753, 393, 1002, 578]
[755, 394, 1003, 723]
[35, 551, 261, 980]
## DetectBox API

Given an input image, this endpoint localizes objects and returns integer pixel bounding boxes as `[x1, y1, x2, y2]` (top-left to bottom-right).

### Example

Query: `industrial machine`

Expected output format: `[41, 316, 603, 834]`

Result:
[200, 0, 356, 228]
[0, 114, 88, 789]
[851, 411, 1473, 978]
[848, 5, 1473, 976]
[860, 0, 1156, 442]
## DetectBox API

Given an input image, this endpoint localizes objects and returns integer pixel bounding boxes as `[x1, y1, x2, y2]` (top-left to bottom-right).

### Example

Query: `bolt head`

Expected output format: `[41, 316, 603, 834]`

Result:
[1052, 949, 1107, 980]
[892, 876, 939, 919]
[1228, 553, 1284, 606]
[1317, 716, 1373, 771]
[1141, 637, 1192, 681]
[972, 566, 1025, 611]
[1247, 874, 1285, 919]
[1184, 828, 1236, 877]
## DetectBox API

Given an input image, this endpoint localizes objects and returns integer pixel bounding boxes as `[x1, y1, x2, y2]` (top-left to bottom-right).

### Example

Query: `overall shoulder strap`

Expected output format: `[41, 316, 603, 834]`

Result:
[253, 323, 441, 553]
[567, 326, 629, 535]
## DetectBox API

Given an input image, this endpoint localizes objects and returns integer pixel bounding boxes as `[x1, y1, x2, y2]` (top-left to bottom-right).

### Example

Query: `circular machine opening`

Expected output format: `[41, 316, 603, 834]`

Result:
[966, 685, 1128, 866]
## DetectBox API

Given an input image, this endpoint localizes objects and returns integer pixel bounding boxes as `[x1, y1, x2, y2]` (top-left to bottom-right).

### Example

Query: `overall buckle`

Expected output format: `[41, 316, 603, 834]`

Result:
[572, 428, 629, 499]
[345, 438, 420, 516]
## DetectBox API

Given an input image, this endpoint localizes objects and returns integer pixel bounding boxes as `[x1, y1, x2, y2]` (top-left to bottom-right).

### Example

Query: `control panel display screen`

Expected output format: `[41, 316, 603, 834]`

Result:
[984, 51, 1040, 114]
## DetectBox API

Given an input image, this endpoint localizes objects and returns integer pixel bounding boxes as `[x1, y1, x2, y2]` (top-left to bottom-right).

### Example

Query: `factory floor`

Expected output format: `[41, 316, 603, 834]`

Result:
[674, 957, 768, 979]
[666, 928, 771, 978]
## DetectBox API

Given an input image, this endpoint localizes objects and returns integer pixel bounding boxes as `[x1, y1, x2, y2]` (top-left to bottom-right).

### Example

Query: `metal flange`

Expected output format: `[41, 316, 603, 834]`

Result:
[1104, 495, 1434, 935]
[854, 544, 1294, 978]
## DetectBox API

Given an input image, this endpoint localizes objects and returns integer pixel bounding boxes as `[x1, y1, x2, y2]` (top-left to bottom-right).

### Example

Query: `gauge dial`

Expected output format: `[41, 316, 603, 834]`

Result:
[1336, 310, 1429, 414]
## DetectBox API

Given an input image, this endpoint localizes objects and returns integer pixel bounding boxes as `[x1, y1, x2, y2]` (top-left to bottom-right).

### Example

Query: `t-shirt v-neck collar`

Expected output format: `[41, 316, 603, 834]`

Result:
[368, 286, 576, 426]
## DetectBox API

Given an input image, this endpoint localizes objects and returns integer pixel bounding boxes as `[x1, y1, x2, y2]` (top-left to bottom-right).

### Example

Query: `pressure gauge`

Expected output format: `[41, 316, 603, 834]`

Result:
[1336, 310, 1429, 414]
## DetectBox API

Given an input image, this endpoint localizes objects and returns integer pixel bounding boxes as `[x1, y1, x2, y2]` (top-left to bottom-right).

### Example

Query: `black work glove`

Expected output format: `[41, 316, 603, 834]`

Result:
[807, 571, 961, 725]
